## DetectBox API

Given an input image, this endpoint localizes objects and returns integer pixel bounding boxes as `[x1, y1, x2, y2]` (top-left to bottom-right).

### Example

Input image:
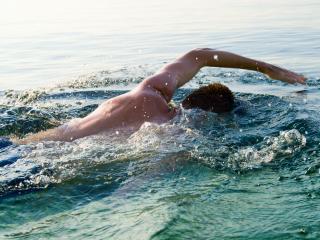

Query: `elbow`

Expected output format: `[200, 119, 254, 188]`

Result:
[187, 48, 204, 57]
[186, 48, 214, 67]
[189, 47, 215, 54]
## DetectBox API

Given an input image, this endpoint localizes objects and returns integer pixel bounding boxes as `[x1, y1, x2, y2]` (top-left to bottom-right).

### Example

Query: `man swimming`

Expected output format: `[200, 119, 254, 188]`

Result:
[18, 48, 306, 143]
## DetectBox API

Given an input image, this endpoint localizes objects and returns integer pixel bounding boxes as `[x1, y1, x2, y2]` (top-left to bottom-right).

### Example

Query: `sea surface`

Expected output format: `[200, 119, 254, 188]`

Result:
[0, 0, 320, 239]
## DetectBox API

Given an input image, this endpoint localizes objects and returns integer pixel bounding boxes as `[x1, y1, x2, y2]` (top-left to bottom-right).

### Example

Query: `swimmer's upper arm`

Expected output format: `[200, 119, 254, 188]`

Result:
[140, 49, 204, 102]
[140, 71, 177, 103]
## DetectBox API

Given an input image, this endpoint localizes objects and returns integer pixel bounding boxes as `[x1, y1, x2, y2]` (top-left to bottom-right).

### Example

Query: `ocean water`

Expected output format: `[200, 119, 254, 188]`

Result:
[1, 0, 320, 239]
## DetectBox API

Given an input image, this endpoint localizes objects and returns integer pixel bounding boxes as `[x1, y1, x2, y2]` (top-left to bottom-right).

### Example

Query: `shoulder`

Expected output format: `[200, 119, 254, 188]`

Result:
[131, 82, 172, 112]
[129, 80, 178, 121]
[138, 71, 177, 103]
[133, 83, 168, 105]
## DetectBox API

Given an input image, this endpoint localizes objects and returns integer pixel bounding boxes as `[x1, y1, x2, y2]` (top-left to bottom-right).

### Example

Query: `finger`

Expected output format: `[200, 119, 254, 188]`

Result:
[298, 76, 307, 85]
[293, 74, 306, 84]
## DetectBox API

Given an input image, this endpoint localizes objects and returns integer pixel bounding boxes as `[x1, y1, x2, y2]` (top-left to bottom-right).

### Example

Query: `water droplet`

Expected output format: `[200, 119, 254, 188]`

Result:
[213, 54, 219, 61]
[303, 98, 307, 103]
[239, 129, 243, 132]
[268, 103, 272, 107]
[165, 82, 168, 86]
[299, 228, 307, 234]
[134, 106, 137, 109]
[195, 57, 199, 61]
[116, 131, 119, 135]
[148, 189, 157, 193]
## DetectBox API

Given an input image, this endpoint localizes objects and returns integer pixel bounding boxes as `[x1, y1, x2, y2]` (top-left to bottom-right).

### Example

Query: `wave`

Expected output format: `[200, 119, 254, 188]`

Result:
[0, 104, 316, 198]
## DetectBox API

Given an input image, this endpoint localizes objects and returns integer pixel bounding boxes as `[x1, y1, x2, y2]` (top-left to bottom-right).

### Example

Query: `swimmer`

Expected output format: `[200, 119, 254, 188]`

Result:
[17, 48, 306, 143]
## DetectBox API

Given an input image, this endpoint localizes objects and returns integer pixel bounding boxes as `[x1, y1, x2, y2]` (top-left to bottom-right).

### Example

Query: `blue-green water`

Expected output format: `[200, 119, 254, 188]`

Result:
[1, 0, 320, 239]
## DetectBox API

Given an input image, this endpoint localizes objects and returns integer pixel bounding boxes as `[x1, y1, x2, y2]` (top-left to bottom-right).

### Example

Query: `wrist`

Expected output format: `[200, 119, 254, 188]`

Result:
[257, 61, 268, 74]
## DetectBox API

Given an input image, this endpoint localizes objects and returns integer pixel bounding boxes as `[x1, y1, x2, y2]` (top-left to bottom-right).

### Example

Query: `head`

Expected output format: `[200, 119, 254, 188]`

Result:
[181, 83, 234, 113]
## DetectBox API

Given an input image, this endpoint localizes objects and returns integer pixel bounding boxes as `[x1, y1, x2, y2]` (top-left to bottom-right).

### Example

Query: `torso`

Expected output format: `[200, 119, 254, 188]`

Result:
[72, 85, 178, 139]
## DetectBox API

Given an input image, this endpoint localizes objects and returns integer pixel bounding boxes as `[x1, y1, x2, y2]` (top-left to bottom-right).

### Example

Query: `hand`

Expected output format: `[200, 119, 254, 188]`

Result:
[261, 62, 306, 84]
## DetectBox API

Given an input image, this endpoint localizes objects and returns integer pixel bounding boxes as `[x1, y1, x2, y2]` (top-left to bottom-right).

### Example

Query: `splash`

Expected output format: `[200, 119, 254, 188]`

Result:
[56, 65, 156, 89]
[230, 129, 306, 170]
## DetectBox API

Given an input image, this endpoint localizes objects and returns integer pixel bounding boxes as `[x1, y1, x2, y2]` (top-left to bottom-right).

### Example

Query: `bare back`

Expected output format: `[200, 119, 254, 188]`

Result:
[18, 84, 177, 143]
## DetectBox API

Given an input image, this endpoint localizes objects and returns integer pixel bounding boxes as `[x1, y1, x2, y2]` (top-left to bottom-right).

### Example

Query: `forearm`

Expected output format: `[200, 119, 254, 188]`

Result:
[13, 128, 65, 144]
[165, 49, 266, 88]
[196, 48, 265, 73]
[195, 48, 305, 84]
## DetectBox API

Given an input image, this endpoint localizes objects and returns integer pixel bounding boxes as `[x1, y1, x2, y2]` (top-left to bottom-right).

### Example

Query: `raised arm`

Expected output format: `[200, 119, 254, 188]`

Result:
[194, 48, 305, 84]
[141, 48, 306, 102]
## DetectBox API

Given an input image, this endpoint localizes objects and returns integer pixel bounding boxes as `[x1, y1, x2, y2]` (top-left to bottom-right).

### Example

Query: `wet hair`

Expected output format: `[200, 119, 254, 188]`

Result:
[181, 83, 234, 113]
